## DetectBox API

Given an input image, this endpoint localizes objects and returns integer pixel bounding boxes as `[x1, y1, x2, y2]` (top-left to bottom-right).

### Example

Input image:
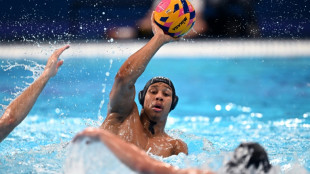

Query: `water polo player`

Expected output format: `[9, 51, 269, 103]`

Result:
[99, 12, 187, 157]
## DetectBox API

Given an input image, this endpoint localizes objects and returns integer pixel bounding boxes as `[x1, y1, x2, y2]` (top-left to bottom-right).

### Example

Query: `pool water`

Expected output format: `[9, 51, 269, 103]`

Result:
[0, 56, 310, 173]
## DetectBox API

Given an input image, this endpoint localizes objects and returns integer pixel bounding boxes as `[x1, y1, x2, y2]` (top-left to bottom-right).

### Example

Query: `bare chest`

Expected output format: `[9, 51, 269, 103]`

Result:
[145, 137, 175, 157]
[116, 118, 148, 149]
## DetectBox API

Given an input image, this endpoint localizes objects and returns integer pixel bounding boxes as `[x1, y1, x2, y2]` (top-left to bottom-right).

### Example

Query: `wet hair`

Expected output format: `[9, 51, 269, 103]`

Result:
[138, 76, 178, 111]
[225, 142, 272, 174]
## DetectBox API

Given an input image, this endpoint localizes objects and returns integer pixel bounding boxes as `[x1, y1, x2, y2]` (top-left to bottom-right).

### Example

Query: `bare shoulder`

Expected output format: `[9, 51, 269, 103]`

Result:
[100, 104, 142, 133]
[172, 138, 188, 155]
[103, 103, 139, 123]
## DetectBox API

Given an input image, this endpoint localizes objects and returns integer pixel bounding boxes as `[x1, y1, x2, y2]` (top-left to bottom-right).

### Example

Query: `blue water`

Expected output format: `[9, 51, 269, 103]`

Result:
[1, 56, 310, 173]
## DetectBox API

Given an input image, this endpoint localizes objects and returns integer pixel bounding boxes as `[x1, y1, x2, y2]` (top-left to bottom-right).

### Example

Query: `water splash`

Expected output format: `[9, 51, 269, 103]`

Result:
[97, 59, 113, 121]
[64, 137, 134, 174]
[0, 60, 45, 112]
[0, 142, 70, 174]
[1, 59, 44, 81]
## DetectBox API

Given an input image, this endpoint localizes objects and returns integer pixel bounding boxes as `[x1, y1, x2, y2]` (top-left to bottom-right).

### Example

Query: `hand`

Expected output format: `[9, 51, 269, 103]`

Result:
[183, 16, 208, 38]
[151, 11, 179, 44]
[73, 127, 102, 143]
[43, 45, 70, 78]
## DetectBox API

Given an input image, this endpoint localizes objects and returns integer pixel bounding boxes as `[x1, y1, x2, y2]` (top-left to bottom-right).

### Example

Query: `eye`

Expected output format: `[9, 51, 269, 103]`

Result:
[164, 92, 172, 97]
[149, 89, 157, 94]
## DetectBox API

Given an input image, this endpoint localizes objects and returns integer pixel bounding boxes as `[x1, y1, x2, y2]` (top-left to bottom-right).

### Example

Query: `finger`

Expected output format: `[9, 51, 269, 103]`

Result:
[151, 11, 155, 23]
[85, 127, 98, 132]
[56, 60, 64, 69]
[72, 133, 82, 143]
[72, 130, 89, 143]
[151, 11, 156, 34]
[174, 36, 181, 41]
[54, 45, 70, 57]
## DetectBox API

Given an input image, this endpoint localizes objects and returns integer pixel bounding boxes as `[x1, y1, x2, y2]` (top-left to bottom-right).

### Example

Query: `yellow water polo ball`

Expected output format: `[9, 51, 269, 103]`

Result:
[153, 0, 196, 38]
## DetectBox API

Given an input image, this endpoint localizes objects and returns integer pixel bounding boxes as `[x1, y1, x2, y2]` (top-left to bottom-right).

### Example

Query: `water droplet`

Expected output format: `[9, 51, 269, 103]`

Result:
[55, 108, 60, 114]
[215, 104, 221, 111]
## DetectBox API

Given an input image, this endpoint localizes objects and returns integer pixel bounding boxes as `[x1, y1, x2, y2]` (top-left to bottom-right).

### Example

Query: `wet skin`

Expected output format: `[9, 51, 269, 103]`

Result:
[101, 82, 187, 157]
[100, 19, 187, 157]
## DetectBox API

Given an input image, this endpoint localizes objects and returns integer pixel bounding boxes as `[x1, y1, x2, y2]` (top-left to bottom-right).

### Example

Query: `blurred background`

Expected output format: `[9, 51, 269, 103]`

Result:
[0, 0, 309, 42]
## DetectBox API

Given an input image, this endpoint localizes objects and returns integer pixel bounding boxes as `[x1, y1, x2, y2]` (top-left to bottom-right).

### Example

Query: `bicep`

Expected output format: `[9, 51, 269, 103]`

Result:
[108, 78, 136, 117]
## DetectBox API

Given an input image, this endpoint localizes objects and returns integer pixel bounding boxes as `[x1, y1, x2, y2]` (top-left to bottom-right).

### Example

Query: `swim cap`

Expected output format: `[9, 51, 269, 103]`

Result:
[225, 142, 272, 173]
[138, 76, 178, 111]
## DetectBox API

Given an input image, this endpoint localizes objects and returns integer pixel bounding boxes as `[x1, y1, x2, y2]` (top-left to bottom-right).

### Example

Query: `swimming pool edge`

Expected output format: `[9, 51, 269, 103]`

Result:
[1, 39, 310, 59]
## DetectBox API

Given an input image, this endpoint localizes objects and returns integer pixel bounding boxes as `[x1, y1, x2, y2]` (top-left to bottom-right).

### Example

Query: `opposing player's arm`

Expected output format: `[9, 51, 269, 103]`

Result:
[0, 45, 69, 142]
[74, 128, 180, 173]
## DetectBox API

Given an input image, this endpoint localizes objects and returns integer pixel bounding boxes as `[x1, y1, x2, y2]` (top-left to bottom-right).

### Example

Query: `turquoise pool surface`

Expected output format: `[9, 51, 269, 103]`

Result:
[1, 56, 310, 173]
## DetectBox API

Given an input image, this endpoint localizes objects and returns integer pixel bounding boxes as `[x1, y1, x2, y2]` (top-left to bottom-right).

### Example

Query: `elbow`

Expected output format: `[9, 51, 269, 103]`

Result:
[115, 62, 139, 84]
[2, 110, 18, 127]
[8, 116, 17, 127]
[114, 72, 135, 88]
[116, 62, 134, 80]
[0, 112, 17, 141]
[6, 115, 18, 129]
[115, 72, 126, 82]
[1, 109, 19, 130]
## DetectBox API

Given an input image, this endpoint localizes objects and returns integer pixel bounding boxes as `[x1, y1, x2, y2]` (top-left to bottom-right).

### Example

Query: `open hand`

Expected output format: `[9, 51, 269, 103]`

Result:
[43, 45, 70, 78]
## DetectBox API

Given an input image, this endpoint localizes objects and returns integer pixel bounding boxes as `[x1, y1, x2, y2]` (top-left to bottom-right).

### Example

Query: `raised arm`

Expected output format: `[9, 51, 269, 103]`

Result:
[105, 13, 178, 120]
[0, 45, 70, 142]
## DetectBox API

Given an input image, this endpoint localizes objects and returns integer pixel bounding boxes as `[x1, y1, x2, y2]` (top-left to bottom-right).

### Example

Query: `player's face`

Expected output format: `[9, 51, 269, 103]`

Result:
[143, 82, 173, 120]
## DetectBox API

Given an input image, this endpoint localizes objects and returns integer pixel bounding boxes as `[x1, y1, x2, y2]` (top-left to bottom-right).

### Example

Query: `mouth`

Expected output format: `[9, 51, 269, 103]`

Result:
[152, 104, 163, 112]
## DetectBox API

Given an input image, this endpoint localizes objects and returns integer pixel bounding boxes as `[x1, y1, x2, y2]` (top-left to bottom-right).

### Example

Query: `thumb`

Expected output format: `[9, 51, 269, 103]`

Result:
[56, 60, 64, 69]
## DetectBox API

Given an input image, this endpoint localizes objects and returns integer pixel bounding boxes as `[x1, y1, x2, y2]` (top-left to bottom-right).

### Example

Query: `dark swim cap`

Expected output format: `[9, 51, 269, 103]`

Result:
[226, 142, 272, 173]
[138, 76, 178, 111]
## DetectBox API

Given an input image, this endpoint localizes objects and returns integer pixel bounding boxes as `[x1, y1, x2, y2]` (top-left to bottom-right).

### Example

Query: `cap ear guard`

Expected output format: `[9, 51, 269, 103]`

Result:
[170, 95, 178, 110]
[138, 90, 144, 106]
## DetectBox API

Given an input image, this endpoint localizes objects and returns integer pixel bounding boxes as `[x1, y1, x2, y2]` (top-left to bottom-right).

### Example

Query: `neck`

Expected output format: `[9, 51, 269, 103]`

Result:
[140, 110, 167, 136]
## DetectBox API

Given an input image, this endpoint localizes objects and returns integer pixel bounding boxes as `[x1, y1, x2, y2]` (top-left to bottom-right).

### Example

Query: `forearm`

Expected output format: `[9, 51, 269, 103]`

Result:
[99, 129, 178, 174]
[0, 73, 50, 141]
[116, 34, 166, 83]
[106, 34, 167, 115]
[102, 131, 212, 174]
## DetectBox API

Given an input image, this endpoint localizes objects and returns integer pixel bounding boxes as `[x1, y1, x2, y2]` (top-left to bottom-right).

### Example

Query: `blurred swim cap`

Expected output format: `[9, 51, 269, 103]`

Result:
[226, 142, 272, 174]
[138, 76, 178, 111]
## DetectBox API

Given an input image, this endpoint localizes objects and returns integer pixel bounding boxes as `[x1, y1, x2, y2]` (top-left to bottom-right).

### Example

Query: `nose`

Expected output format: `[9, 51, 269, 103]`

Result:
[155, 93, 163, 101]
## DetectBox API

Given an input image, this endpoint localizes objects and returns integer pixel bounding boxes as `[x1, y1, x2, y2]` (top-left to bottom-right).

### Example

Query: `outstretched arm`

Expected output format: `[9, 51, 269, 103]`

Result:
[0, 45, 70, 142]
[103, 12, 179, 123]
[73, 128, 212, 174]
